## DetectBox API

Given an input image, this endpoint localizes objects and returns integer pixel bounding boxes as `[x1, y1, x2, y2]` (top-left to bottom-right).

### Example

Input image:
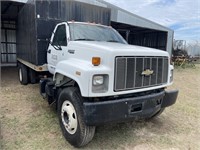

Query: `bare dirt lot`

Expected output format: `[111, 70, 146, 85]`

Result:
[0, 65, 200, 150]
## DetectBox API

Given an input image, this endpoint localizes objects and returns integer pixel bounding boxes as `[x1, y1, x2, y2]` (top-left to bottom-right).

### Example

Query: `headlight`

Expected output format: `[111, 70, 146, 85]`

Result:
[92, 75, 109, 93]
[93, 75, 104, 85]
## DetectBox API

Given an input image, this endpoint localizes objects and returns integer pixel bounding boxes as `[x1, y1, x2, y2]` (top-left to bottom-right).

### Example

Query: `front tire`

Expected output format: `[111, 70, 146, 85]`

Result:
[58, 87, 95, 147]
[148, 108, 165, 120]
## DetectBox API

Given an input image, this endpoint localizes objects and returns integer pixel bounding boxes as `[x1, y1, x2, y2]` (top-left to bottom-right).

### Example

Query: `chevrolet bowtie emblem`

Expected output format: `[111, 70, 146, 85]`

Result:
[141, 69, 154, 76]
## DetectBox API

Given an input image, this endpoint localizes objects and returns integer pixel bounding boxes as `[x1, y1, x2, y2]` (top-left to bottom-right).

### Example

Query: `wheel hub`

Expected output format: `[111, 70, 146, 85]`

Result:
[61, 100, 78, 134]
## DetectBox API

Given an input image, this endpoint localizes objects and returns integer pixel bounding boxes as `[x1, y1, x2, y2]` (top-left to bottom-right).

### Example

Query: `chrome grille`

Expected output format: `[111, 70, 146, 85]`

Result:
[114, 56, 169, 91]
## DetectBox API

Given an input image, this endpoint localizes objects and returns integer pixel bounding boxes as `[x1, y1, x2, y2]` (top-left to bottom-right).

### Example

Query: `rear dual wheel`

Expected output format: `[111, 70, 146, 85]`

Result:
[18, 63, 28, 85]
[18, 63, 37, 85]
[58, 87, 95, 147]
[29, 68, 37, 84]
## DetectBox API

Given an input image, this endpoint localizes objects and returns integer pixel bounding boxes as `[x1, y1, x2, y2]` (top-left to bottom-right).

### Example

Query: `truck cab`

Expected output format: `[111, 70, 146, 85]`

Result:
[40, 22, 178, 147]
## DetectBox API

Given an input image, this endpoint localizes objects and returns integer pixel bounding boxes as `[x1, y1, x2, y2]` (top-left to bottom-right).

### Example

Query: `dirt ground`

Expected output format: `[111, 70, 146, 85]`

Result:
[0, 65, 200, 150]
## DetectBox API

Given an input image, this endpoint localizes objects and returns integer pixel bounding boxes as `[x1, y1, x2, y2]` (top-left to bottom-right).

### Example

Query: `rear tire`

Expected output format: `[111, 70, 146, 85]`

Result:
[29, 68, 37, 84]
[18, 63, 29, 85]
[58, 87, 95, 147]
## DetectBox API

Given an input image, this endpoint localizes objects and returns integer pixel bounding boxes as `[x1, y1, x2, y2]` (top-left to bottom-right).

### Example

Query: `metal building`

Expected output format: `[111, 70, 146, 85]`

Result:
[1, 0, 173, 67]
[78, 0, 173, 54]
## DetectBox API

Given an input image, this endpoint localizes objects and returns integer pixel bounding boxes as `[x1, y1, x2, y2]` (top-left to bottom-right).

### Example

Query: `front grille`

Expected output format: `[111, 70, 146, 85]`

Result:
[114, 56, 169, 91]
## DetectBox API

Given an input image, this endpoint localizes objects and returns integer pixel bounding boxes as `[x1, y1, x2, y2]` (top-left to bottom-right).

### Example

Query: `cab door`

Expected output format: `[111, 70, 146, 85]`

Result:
[47, 24, 68, 74]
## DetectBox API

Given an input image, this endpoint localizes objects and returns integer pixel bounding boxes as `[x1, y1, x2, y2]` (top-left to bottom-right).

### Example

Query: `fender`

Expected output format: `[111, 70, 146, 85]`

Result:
[53, 59, 92, 97]
[54, 58, 111, 97]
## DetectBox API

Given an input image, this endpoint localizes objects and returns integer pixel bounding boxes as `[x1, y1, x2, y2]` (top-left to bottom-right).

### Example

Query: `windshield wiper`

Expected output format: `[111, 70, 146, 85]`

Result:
[106, 40, 119, 43]
[74, 38, 95, 41]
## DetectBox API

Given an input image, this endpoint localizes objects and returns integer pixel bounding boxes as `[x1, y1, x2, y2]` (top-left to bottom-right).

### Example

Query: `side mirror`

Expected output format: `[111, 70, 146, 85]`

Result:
[46, 38, 52, 45]
[56, 42, 62, 50]
[50, 41, 62, 50]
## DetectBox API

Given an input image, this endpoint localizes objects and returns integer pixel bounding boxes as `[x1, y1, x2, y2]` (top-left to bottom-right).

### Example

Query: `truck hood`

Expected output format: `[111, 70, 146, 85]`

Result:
[69, 41, 169, 57]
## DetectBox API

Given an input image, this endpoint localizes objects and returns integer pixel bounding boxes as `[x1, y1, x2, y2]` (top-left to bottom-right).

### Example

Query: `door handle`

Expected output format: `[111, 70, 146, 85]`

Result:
[47, 49, 51, 53]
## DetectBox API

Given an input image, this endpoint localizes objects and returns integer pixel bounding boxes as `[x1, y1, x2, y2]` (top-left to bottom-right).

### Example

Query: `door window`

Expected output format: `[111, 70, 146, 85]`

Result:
[52, 24, 67, 47]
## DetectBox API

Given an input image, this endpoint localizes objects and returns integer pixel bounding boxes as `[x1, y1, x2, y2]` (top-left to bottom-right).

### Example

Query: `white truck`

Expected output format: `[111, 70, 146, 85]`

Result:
[18, 22, 178, 147]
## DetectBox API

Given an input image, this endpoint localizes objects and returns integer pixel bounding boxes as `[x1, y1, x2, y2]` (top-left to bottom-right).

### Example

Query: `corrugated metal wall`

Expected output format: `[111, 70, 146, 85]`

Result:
[1, 21, 17, 66]
[187, 43, 200, 57]
[35, 0, 110, 24]
[128, 31, 167, 50]
[17, 0, 111, 65]
[112, 21, 167, 51]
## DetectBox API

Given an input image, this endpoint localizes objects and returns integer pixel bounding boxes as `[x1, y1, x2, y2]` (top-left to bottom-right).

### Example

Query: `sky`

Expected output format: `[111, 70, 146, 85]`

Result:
[104, 0, 200, 43]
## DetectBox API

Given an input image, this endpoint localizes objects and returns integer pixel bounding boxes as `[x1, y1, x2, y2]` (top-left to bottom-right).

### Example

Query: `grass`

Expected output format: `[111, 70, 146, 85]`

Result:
[0, 65, 200, 150]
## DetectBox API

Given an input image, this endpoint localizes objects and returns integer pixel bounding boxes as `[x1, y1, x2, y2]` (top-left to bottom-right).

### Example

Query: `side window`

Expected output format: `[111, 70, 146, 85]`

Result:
[52, 24, 67, 47]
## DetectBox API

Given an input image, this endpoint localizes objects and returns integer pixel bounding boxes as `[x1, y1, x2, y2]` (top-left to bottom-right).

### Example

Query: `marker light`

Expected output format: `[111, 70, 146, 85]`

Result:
[92, 57, 101, 66]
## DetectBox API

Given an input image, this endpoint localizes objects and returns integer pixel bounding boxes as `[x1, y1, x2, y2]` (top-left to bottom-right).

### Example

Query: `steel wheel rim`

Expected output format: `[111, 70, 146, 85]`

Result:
[61, 100, 78, 134]
[19, 68, 22, 82]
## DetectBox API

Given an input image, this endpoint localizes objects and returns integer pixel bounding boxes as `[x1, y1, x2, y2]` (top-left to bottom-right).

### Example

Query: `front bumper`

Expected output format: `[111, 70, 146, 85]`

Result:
[83, 90, 178, 126]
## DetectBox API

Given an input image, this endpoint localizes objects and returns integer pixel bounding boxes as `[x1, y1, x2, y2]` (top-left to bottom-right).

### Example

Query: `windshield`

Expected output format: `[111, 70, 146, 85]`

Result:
[69, 23, 127, 44]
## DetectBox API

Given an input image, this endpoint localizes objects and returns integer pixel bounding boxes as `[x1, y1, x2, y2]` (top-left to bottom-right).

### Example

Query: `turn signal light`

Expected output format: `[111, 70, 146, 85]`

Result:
[92, 57, 101, 66]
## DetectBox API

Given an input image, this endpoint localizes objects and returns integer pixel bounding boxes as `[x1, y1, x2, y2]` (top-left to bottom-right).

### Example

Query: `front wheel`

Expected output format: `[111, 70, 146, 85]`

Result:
[148, 108, 165, 120]
[57, 87, 95, 147]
